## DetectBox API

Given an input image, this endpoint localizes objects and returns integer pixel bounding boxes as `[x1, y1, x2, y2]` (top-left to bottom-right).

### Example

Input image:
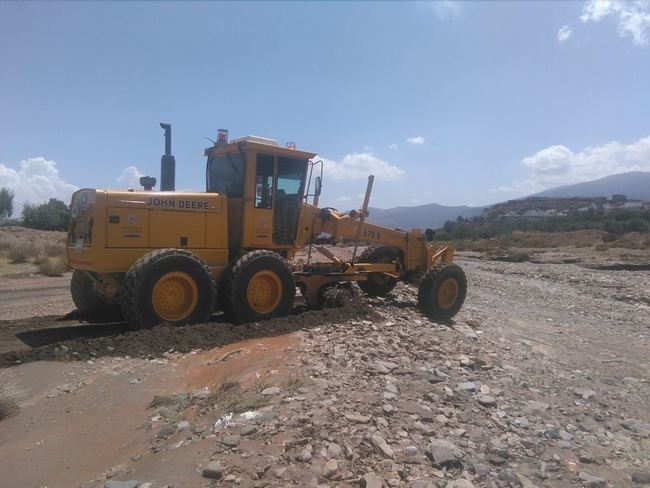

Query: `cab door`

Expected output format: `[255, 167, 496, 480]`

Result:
[242, 152, 276, 248]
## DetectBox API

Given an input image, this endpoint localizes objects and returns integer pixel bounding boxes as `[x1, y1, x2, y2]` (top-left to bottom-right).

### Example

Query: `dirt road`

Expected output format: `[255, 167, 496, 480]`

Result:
[0, 255, 648, 487]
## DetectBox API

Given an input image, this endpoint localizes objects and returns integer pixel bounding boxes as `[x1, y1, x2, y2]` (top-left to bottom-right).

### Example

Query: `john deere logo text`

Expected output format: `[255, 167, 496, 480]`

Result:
[147, 198, 210, 210]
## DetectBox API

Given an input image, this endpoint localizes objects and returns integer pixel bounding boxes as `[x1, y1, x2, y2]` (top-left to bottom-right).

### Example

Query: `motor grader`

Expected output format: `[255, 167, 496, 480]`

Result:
[66, 124, 467, 328]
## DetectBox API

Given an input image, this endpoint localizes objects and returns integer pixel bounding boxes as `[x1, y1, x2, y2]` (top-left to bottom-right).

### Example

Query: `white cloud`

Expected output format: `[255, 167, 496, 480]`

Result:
[320, 152, 404, 181]
[0, 157, 78, 217]
[406, 136, 425, 145]
[421, 0, 461, 20]
[518, 135, 650, 192]
[581, 0, 650, 45]
[388, 143, 399, 150]
[117, 166, 144, 188]
[557, 25, 573, 43]
[336, 195, 354, 203]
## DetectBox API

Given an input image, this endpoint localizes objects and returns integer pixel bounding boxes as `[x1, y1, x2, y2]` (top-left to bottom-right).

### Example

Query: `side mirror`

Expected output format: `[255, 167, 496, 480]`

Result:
[314, 176, 322, 197]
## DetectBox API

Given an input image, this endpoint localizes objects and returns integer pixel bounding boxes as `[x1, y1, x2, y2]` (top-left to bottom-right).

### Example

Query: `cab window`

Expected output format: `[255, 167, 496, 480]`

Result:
[206, 152, 243, 197]
[255, 154, 275, 209]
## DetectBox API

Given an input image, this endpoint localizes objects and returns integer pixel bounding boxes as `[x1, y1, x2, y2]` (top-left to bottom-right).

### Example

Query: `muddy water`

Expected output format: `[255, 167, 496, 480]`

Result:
[0, 332, 301, 488]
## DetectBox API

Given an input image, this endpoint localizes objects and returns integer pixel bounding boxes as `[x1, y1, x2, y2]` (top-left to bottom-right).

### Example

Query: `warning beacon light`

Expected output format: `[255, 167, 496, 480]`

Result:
[217, 129, 229, 145]
[286, 141, 296, 150]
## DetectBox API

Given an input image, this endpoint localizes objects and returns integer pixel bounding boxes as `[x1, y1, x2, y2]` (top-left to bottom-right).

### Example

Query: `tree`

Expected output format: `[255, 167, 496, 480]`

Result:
[0, 187, 14, 218]
[22, 198, 70, 231]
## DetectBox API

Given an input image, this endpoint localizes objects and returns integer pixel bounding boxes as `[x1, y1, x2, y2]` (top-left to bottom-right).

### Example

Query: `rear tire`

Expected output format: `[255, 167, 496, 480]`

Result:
[417, 263, 467, 321]
[120, 249, 215, 329]
[221, 250, 295, 324]
[356, 246, 400, 296]
[71, 270, 111, 314]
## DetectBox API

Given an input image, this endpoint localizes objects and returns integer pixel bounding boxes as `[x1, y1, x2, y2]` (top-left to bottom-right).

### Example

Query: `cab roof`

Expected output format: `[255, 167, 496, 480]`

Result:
[205, 136, 317, 160]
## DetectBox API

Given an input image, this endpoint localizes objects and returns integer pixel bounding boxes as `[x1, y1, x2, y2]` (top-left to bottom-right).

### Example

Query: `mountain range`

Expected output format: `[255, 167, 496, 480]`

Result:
[366, 171, 650, 229]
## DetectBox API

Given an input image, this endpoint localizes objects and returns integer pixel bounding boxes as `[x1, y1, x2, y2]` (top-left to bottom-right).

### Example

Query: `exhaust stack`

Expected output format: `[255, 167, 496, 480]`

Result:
[160, 122, 176, 191]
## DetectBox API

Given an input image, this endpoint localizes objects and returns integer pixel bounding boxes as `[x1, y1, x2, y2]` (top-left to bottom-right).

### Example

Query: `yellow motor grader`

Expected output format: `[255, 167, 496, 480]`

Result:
[67, 124, 467, 327]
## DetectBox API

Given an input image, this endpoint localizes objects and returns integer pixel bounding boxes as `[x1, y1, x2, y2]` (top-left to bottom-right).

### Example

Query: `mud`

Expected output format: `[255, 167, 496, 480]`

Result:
[0, 304, 378, 368]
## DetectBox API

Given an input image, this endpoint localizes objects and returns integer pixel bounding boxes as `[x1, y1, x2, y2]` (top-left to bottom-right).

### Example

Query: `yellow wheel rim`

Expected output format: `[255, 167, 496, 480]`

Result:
[247, 270, 282, 314]
[152, 271, 198, 322]
[437, 277, 459, 309]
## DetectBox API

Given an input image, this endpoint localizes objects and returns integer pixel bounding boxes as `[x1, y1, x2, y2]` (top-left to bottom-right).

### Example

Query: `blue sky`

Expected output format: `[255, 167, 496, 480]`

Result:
[1, 1, 649, 214]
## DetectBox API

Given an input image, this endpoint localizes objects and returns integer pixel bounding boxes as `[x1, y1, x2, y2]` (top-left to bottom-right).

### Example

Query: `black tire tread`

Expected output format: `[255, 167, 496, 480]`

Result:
[70, 270, 109, 313]
[120, 248, 215, 328]
[221, 249, 295, 324]
[356, 246, 400, 296]
[417, 263, 467, 321]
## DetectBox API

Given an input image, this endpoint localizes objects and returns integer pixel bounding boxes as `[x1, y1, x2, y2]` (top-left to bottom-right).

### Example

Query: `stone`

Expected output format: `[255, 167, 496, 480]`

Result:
[156, 424, 176, 439]
[631, 471, 650, 484]
[579, 471, 605, 486]
[327, 442, 342, 458]
[241, 425, 257, 436]
[574, 388, 597, 401]
[457, 382, 477, 392]
[202, 461, 224, 480]
[404, 445, 419, 456]
[622, 419, 650, 436]
[261, 386, 281, 396]
[446, 480, 475, 488]
[425, 439, 463, 468]
[410, 482, 435, 488]
[222, 434, 241, 447]
[477, 394, 497, 407]
[345, 413, 371, 424]
[371, 433, 394, 458]
[363, 471, 384, 488]
[321, 459, 338, 478]
[473, 463, 490, 476]
[498, 469, 518, 484]
[176, 420, 190, 431]
[104, 482, 138, 488]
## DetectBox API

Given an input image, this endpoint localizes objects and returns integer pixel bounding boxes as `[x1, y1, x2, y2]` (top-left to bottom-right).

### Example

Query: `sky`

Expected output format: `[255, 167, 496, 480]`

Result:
[1, 0, 650, 215]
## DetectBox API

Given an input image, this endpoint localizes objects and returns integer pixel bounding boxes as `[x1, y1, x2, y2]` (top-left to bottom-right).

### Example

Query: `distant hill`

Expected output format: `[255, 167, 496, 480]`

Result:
[532, 171, 650, 200]
[366, 203, 484, 230]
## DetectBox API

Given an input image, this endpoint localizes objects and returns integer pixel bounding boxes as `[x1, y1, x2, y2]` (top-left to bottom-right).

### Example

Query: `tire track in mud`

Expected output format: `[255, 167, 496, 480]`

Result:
[0, 305, 379, 368]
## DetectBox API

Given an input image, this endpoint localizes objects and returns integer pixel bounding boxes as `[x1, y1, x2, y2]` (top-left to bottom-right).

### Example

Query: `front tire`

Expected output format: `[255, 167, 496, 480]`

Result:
[70, 270, 111, 314]
[356, 246, 400, 296]
[120, 249, 215, 328]
[221, 250, 295, 324]
[418, 263, 467, 321]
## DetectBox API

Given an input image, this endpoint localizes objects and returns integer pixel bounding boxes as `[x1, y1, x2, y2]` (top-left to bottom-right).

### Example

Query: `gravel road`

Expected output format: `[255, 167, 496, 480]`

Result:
[0, 255, 648, 487]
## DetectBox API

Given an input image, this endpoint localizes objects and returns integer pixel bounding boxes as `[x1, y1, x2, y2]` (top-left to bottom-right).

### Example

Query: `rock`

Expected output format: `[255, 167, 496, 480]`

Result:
[446, 480, 475, 488]
[559, 429, 573, 441]
[191, 389, 211, 400]
[363, 471, 384, 488]
[631, 471, 650, 484]
[202, 460, 224, 480]
[296, 445, 312, 463]
[104, 482, 138, 488]
[579, 471, 605, 486]
[487, 454, 507, 465]
[425, 439, 463, 468]
[261, 386, 281, 396]
[457, 382, 476, 392]
[410, 482, 435, 488]
[477, 394, 497, 407]
[176, 420, 190, 431]
[222, 434, 241, 447]
[327, 442, 342, 458]
[321, 459, 338, 478]
[621, 419, 650, 436]
[241, 425, 257, 436]
[156, 424, 177, 439]
[498, 469, 518, 484]
[345, 413, 371, 424]
[472, 463, 490, 476]
[371, 433, 394, 458]
[574, 388, 597, 401]
[404, 445, 419, 456]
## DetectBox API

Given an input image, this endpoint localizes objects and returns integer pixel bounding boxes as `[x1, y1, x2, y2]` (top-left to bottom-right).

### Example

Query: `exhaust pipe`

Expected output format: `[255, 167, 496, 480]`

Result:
[160, 122, 175, 191]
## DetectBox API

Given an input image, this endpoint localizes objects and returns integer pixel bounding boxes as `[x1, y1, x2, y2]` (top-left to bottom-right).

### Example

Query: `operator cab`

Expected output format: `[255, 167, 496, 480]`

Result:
[205, 132, 316, 254]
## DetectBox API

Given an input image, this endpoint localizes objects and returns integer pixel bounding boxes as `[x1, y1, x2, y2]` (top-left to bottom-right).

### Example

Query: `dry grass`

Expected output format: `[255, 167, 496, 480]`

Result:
[38, 256, 68, 276]
[210, 381, 268, 415]
[454, 230, 648, 252]
[0, 227, 67, 275]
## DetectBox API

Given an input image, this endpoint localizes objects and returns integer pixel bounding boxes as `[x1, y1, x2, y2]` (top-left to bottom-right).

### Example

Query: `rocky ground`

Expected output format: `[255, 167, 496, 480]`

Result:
[0, 253, 649, 488]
